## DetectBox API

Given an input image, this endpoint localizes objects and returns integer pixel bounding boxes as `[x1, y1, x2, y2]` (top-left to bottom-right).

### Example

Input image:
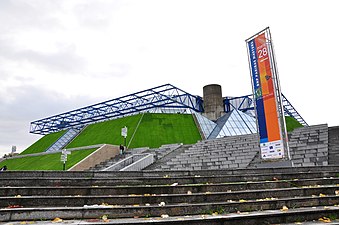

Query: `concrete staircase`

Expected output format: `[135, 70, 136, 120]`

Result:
[1, 166, 339, 224]
[151, 124, 334, 170]
[288, 124, 329, 167]
[160, 134, 259, 170]
[85, 124, 336, 173]
[146, 144, 192, 170]
[88, 145, 181, 171]
[87, 153, 131, 171]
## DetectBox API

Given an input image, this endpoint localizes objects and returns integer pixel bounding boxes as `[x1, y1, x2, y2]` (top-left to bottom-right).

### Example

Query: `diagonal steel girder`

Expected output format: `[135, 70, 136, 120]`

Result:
[30, 84, 203, 135]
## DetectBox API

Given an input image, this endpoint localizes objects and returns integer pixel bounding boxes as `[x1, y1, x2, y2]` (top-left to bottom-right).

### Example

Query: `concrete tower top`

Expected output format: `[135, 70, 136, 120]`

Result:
[203, 84, 224, 121]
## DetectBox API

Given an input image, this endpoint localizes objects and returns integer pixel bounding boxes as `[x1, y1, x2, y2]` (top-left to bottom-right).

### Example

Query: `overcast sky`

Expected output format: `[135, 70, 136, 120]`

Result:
[1, 0, 338, 156]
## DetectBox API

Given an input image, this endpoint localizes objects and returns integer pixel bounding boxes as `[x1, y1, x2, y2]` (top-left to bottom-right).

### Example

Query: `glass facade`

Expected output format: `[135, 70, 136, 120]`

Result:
[216, 109, 257, 138]
[194, 113, 217, 139]
[194, 109, 257, 139]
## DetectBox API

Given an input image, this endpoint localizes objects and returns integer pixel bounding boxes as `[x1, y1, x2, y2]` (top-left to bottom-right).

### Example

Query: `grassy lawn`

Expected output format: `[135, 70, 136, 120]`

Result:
[0, 148, 97, 171]
[66, 113, 201, 149]
[129, 113, 202, 148]
[21, 130, 66, 155]
[66, 114, 142, 148]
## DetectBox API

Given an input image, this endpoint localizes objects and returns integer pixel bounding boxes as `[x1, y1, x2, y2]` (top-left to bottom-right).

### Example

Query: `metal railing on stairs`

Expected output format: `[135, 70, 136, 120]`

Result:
[102, 154, 154, 171]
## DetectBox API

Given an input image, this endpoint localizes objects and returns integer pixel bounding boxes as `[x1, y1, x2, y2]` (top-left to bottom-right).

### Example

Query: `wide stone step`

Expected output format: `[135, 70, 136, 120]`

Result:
[1, 195, 339, 222]
[2, 166, 339, 178]
[3, 206, 339, 225]
[2, 185, 339, 208]
[1, 171, 338, 187]
[1, 177, 338, 197]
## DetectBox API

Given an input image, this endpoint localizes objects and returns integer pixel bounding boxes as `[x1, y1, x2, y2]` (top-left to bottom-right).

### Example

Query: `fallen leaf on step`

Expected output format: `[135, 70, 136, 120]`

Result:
[101, 215, 109, 222]
[52, 217, 63, 223]
[280, 206, 288, 211]
[319, 217, 331, 223]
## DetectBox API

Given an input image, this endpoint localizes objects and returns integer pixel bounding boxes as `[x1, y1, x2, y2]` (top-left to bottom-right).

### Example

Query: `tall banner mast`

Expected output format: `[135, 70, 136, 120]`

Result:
[246, 27, 290, 161]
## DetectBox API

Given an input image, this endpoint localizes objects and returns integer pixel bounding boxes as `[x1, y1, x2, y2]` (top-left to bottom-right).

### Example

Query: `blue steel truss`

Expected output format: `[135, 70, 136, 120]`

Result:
[30, 83, 307, 135]
[30, 84, 203, 135]
[224, 94, 308, 126]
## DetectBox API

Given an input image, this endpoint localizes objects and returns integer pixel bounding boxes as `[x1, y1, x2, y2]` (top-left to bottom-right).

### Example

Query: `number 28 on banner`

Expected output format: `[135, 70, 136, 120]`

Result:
[258, 47, 267, 59]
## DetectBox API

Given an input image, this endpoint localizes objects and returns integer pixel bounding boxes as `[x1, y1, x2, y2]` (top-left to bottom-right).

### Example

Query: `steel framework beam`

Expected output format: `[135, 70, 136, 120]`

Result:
[224, 94, 308, 126]
[30, 84, 203, 135]
[30, 83, 307, 135]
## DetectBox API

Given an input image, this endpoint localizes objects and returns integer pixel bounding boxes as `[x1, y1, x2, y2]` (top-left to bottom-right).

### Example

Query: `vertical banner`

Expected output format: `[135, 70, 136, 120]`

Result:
[246, 28, 289, 160]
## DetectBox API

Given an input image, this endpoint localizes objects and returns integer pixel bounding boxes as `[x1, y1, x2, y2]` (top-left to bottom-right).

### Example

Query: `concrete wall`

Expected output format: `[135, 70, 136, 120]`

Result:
[69, 144, 119, 171]
[203, 84, 224, 121]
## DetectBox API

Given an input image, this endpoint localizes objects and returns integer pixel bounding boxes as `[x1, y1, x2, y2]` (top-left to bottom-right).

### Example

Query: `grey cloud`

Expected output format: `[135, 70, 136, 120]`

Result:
[18, 46, 87, 73]
[0, 38, 87, 73]
[0, 85, 99, 120]
[0, 85, 101, 154]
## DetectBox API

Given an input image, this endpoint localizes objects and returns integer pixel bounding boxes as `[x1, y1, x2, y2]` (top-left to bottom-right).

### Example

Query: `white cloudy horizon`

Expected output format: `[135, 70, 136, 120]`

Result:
[1, 0, 338, 156]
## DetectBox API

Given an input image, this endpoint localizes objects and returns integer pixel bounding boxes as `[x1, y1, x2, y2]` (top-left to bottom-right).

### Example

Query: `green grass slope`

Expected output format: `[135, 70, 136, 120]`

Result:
[20, 130, 66, 155]
[285, 116, 303, 132]
[129, 113, 202, 148]
[0, 148, 97, 171]
[66, 113, 202, 149]
[66, 114, 143, 149]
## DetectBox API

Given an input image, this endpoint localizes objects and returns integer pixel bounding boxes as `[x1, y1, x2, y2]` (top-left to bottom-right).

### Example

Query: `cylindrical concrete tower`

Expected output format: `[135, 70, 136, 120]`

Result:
[203, 84, 224, 121]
